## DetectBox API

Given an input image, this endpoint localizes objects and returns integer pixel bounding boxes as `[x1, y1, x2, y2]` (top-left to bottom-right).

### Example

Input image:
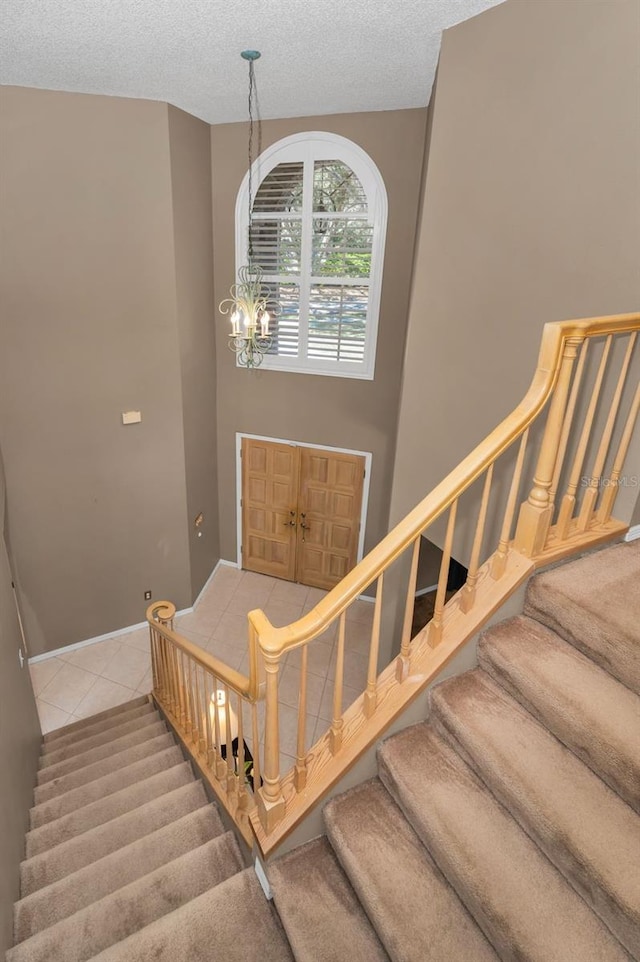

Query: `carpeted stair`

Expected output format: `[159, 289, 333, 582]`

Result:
[270, 539, 640, 962]
[9, 695, 292, 962]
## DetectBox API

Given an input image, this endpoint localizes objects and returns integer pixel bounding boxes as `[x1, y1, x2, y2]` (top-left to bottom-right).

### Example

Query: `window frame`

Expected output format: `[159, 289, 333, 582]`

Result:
[234, 131, 388, 380]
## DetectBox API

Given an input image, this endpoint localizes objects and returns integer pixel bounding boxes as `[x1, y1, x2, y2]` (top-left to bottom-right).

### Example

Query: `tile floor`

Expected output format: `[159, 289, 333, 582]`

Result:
[31, 564, 374, 772]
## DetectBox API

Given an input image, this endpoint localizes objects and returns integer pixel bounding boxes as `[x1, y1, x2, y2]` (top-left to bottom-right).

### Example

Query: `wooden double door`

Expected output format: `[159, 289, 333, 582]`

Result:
[241, 438, 365, 590]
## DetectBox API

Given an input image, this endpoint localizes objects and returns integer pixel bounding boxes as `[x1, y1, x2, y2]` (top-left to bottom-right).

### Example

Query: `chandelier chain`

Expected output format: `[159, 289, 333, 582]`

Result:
[247, 60, 255, 261]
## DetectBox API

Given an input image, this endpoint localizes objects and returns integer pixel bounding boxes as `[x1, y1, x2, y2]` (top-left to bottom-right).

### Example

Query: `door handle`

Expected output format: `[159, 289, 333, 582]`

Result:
[300, 518, 309, 542]
[283, 520, 297, 527]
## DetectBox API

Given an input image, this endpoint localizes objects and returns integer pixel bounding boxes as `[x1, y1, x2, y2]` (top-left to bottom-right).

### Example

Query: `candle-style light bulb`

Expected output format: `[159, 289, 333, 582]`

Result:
[231, 310, 240, 336]
[261, 311, 270, 337]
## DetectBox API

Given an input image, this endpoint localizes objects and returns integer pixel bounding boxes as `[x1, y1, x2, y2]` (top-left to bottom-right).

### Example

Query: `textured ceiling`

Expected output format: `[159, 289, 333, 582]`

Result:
[0, 0, 506, 124]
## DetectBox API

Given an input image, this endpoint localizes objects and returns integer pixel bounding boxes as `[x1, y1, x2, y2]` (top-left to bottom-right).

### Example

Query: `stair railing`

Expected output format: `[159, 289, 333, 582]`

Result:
[146, 602, 262, 844]
[147, 312, 638, 857]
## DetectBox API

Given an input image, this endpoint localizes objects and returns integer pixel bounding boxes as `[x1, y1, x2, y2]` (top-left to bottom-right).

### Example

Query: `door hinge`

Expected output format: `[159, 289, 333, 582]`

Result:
[240, 498, 243, 507]
[240, 544, 243, 554]
[363, 468, 366, 479]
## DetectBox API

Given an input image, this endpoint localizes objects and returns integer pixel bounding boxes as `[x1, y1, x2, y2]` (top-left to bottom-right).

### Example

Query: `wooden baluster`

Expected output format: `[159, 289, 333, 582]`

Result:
[364, 573, 383, 717]
[295, 645, 309, 790]
[556, 336, 613, 538]
[428, 499, 458, 648]
[491, 430, 529, 580]
[251, 701, 262, 795]
[194, 665, 204, 752]
[330, 613, 346, 754]
[204, 671, 214, 768]
[186, 659, 194, 736]
[223, 684, 236, 795]
[395, 537, 421, 682]
[597, 382, 640, 524]
[515, 336, 583, 556]
[172, 645, 182, 719]
[578, 333, 638, 531]
[460, 465, 493, 614]
[149, 627, 158, 693]
[212, 683, 227, 781]
[257, 650, 286, 834]
[550, 339, 589, 509]
[158, 635, 171, 708]
[178, 651, 188, 728]
[236, 692, 248, 807]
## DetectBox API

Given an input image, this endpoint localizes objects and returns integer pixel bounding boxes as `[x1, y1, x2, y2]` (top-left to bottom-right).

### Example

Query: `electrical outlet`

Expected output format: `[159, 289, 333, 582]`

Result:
[144, 590, 152, 601]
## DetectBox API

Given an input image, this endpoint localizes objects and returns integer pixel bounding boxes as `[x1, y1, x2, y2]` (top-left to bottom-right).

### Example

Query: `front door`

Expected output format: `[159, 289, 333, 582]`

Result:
[241, 438, 366, 590]
[241, 438, 300, 581]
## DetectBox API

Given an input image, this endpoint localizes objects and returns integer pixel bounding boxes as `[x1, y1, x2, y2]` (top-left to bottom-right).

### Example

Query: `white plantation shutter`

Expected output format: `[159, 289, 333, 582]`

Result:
[235, 133, 387, 379]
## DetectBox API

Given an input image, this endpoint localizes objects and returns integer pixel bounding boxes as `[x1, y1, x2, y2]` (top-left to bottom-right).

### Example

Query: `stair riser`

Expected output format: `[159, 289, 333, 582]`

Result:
[14, 806, 225, 942]
[20, 782, 207, 896]
[478, 643, 640, 815]
[36, 720, 167, 786]
[430, 685, 640, 958]
[26, 762, 194, 858]
[40, 702, 155, 757]
[378, 727, 630, 962]
[39, 711, 162, 770]
[33, 732, 175, 806]
[30, 742, 182, 830]
[42, 695, 150, 744]
[9, 835, 243, 962]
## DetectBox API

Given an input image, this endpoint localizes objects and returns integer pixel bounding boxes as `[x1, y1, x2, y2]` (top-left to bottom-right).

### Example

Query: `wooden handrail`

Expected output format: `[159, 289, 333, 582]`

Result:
[146, 311, 639, 854]
[249, 312, 640, 657]
[146, 600, 256, 701]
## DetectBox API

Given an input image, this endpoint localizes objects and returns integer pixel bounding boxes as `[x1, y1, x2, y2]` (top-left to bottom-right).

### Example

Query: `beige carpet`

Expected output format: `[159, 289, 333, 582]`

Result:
[270, 539, 640, 961]
[8, 539, 640, 960]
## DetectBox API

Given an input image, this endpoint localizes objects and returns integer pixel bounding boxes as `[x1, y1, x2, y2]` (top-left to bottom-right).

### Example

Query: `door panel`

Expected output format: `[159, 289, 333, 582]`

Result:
[242, 438, 299, 581]
[296, 448, 365, 590]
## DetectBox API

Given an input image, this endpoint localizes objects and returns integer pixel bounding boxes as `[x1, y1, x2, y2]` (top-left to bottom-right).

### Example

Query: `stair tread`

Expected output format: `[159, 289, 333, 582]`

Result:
[39, 702, 159, 756]
[524, 540, 640, 693]
[378, 723, 630, 962]
[15, 805, 225, 942]
[40, 702, 155, 756]
[9, 832, 243, 962]
[36, 718, 167, 785]
[33, 732, 176, 805]
[39, 709, 161, 768]
[20, 780, 207, 896]
[270, 836, 391, 962]
[30, 742, 182, 830]
[26, 761, 194, 858]
[479, 615, 640, 812]
[42, 695, 150, 744]
[432, 668, 640, 956]
[324, 779, 499, 962]
[88, 869, 294, 962]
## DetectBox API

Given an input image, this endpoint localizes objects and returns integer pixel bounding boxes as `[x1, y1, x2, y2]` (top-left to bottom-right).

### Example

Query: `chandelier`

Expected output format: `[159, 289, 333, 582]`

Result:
[219, 49, 272, 369]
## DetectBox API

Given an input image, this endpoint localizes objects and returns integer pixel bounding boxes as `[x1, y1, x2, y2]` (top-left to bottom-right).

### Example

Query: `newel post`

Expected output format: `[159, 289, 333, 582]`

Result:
[256, 650, 286, 834]
[514, 336, 583, 557]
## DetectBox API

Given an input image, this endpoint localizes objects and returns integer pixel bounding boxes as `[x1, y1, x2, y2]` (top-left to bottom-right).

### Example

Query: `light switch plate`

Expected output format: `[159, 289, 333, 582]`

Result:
[122, 411, 142, 425]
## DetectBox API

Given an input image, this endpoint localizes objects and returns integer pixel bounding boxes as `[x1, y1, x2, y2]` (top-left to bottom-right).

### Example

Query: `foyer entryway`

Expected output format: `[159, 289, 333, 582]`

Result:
[240, 437, 366, 590]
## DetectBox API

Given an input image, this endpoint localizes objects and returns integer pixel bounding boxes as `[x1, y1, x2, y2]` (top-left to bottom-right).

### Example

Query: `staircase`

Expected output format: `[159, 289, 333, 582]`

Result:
[270, 539, 640, 962]
[9, 539, 639, 961]
[9, 698, 292, 961]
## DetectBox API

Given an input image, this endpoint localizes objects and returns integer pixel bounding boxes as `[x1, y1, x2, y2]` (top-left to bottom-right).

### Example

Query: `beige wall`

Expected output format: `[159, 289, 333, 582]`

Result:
[211, 109, 427, 561]
[0, 447, 40, 953]
[0, 88, 195, 655]
[168, 106, 220, 597]
[390, 0, 640, 537]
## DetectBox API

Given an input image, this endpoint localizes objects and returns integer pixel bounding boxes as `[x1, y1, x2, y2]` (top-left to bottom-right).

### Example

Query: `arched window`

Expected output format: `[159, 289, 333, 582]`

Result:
[235, 132, 388, 379]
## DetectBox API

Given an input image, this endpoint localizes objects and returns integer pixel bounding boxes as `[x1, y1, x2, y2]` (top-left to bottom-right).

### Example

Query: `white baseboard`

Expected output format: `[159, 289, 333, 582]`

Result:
[415, 582, 439, 598]
[625, 524, 640, 542]
[254, 856, 273, 900]
[28, 558, 237, 665]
